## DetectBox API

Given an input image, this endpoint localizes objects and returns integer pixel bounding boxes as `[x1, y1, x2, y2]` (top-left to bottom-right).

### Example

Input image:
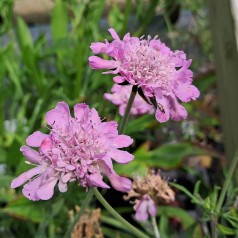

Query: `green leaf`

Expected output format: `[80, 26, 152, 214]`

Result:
[218, 224, 236, 235]
[169, 182, 201, 204]
[1, 196, 46, 223]
[147, 143, 203, 169]
[51, 0, 68, 42]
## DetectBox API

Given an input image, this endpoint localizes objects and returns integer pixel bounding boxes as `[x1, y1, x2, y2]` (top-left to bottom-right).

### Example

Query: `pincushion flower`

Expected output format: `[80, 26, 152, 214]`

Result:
[11, 102, 134, 201]
[89, 28, 200, 123]
[124, 171, 175, 221]
[104, 84, 154, 116]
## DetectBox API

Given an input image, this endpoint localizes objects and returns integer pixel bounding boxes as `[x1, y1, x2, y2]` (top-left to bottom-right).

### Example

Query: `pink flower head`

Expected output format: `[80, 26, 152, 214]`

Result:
[89, 28, 200, 123]
[11, 102, 134, 201]
[104, 84, 154, 116]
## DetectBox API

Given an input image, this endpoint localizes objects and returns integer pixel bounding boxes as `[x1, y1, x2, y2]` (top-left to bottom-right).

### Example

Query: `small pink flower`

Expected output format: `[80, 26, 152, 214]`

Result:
[11, 102, 134, 201]
[89, 28, 200, 123]
[104, 84, 154, 116]
[134, 195, 157, 221]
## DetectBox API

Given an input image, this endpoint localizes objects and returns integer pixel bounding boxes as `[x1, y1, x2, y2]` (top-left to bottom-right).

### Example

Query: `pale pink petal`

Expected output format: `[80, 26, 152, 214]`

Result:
[88, 173, 110, 189]
[46, 101, 70, 130]
[74, 103, 88, 121]
[108, 28, 120, 41]
[113, 76, 125, 83]
[22, 176, 42, 201]
[90, 42, 107, 54]
[89, 56, 120, 70]
[148, 198, 157, 217]
[113, 135, 133, 148]
[39, 137, 52, 154]
[20, 146, 42, 164]
[61, 173, 72, 183]
[58, 180, 68, 192]
[37, 178, 58, 200]
[11, 166, 44, 188]
[168, 96, 188, 121]
[97, 160, 132, 192]
[108, 149, 134, 164]
[26, 131, 49, 147]
[175, 84, 200, 102]
[119, 105, 126, 116]
[134, 199, 149, 221]
[155, 97, 170, 123]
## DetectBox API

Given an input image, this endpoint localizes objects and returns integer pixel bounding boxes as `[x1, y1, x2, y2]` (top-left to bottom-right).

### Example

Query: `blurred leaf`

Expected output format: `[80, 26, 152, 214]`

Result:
[1, 196, 45, 223]
[125, 114, 155, 134]
[169, 182, 201, 204]
[217, 224, 236, 235]
[51, 0, 68, 42]
[194, 74, 216, 93]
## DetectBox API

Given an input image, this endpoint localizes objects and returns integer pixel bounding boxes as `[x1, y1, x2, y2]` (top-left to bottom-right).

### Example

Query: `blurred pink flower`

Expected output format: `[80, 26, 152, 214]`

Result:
[11, 102, 134, 201]
[89, 28, 199, 123]
[104, 84, 154, 116]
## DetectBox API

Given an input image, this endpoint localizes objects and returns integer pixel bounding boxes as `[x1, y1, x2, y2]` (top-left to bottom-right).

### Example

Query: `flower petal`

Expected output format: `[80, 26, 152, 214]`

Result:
[98, 160, 132, 192]
[90, 42, 107, 54]
[46, 101, 70, 130]
[22, 176, 42, 201]
[36, 178, 58, 200]
[134, 199, 149, 221]
[108, 28, 120, 41]
[26, 131, 49, 147]
[168, 96, 188, 121]
[20, 146, 42, 164]
[89, 56, 120, 70]
[175, 84, 200, 102]
[108, 149, 134, 164]
[113, 76, 125, 83]
[58, 180, 68, 192]
[87, 172, 110, 189]
[39, 137, 52, 154]
[11, 166, 44, 188]
[113, 135, 133, 148]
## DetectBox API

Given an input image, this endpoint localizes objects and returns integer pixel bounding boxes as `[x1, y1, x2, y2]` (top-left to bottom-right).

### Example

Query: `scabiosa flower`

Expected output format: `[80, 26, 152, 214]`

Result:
[11, 102, 134, 201]
[89, 28, 200, 123]
[124, 170, 175, 221]
[104, 84, 154, 116]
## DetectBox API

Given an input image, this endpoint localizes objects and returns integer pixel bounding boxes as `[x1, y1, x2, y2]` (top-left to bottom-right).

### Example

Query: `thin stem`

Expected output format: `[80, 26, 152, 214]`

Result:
[216, 149, 238, 214]
[210, 212, 217, 238]
[92, 188, 149, 238]
[64, 189, 94, 238]
[151, 216, 160, 238]
[119, 85, 137, 134]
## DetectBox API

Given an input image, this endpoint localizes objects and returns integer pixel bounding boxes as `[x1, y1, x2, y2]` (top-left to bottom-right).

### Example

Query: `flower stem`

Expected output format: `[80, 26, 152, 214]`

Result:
[216, 149, 238, 214]
[92, 187, 149, 238]
[210, 212, 217, 238]
[119, 85, 137, 134]
[151, 216, 160, 238]
[64, 189, 94, 238]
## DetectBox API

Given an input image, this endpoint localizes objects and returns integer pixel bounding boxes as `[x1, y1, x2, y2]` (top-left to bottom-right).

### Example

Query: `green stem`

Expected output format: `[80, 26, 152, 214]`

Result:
[92, 188, 149, 238]
[210, 212, 217, 238]
[151, 216, 160, 238]
[64, 189, 94, 238]
[119, 85, 137, 134]
[216, 149, 238, 214]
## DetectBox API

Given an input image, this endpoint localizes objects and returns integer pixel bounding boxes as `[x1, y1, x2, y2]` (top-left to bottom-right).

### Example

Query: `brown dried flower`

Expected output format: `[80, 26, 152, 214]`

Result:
[124, 170, 175, 221]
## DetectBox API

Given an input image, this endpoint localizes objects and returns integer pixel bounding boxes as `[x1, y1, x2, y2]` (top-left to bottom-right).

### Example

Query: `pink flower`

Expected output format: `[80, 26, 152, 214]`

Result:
[11, 102, 134, 201]
[134, 195, 157, 221]
[104, 84, 154, 116]
[89, 28, 200, 123]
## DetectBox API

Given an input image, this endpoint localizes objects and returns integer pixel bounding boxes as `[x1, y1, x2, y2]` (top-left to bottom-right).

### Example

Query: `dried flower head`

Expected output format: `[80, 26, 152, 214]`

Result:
[70, 208, 104, 238]
[104, 84, 154, 116]
[89, 28, 199, 123]
[124, 170, 175, 221]
[11, 102, 134, 200]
